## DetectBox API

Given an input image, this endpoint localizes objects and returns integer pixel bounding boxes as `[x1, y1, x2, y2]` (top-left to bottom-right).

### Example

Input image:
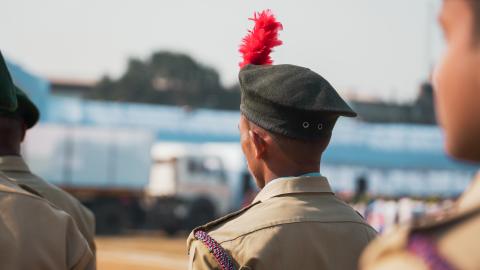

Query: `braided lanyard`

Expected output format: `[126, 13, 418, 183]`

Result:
[407, 234, 456, 270]
[194, 230, 237, 270]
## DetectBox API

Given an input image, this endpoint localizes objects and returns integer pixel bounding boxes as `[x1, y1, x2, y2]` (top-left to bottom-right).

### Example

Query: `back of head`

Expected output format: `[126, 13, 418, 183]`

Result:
[237, 11, 356, 185]
[267, 126, 331, 166]
[238, 63, 353, 176]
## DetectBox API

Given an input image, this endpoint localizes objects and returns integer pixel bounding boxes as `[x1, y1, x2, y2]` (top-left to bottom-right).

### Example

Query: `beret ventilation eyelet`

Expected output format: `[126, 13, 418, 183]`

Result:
[317, 123, 323, 130]
[302, 122, 310, 129]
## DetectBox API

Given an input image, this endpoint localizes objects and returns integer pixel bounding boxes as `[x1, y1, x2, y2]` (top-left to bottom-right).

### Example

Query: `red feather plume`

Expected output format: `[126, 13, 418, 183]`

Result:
[239, 10, 283, 68]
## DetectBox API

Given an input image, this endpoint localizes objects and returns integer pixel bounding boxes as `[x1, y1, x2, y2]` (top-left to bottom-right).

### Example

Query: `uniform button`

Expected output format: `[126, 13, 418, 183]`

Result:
[317, 123, 323, 130]
[302, 122, 310, 128]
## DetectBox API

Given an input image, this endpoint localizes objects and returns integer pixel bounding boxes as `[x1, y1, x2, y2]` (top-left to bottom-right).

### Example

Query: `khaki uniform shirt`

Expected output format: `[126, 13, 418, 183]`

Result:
[0, 156, 96, 255]
[0, 171, 94, 270]
[187, 175, 377, 270]
[360, 171, 480, 270]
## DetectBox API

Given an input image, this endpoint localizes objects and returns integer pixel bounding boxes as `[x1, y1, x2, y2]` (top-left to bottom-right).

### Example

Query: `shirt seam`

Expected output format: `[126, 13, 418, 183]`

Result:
[218, 219, 375, 244]
[0, 189, 64, 211]
[0, 169, 30, 173]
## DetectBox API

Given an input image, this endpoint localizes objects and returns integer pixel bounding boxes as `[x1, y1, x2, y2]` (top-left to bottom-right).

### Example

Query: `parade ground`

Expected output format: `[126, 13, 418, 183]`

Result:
[96, 234, 188, 270]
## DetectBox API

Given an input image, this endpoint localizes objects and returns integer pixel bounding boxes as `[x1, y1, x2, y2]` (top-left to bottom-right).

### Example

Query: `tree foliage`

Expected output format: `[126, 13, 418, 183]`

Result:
[88, 51, 240, 110]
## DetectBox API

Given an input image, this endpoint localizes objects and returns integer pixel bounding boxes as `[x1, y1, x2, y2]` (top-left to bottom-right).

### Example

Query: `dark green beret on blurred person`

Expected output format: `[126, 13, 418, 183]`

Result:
[0, 52, 18, 113]
[0, 52, 39, 129]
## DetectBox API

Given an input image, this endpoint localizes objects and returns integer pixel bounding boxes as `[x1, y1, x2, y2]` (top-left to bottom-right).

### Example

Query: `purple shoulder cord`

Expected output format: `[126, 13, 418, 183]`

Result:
[194, 230, 236, 270]
[407, 233, 456, 270]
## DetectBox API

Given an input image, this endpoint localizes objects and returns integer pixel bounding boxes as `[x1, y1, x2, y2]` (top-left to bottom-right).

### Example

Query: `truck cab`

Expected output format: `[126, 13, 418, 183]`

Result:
[147, 143, 232, 234]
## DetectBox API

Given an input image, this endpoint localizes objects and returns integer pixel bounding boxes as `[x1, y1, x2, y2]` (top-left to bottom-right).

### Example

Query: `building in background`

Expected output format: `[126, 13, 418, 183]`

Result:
[50, 78, 96, 99]
[351, 82, 436, 124]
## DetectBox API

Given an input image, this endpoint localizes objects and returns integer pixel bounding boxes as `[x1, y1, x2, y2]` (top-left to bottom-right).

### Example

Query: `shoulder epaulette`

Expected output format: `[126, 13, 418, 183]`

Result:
[197, 201, 260, 232]
[189, 202, 260, 269]
[412, 204, 480, 232]
[194, 230, 236, 270]
[17, 183, 44, 198]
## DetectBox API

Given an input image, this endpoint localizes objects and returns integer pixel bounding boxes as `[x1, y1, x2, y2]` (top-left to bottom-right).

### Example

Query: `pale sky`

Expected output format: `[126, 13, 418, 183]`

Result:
[1, 0, 443, 102]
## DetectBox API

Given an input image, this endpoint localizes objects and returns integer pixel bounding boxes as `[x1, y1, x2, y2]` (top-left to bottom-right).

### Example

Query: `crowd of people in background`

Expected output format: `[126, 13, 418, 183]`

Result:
[352, 197, 455, 233]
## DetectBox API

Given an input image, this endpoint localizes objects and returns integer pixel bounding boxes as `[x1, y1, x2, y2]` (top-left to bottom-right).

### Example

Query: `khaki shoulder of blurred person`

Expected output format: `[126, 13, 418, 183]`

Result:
[360, 174, 480, 270]
[0, 155, 96, 256]
[361, 0, 480, 269]
[0, 171, 94, 270]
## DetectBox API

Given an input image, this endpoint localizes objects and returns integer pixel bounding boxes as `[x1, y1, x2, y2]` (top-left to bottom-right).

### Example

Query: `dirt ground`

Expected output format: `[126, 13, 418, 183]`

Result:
[96, 234, 188, 270]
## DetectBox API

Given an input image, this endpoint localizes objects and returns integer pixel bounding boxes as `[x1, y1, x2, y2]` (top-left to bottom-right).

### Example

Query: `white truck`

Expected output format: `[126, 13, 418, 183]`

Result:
[146, 142, 244, 234]
[23, 124, 245, 235]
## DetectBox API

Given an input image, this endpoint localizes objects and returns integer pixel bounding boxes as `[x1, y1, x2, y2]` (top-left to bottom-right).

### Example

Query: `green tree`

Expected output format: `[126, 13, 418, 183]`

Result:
[88, 51, 240, 110]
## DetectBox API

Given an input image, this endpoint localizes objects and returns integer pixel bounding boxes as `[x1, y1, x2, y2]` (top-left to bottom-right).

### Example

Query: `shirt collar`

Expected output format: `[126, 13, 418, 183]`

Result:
[252, 175, 333, 204]
[0, 156, 31, 173]
[263, 172, 322, 189]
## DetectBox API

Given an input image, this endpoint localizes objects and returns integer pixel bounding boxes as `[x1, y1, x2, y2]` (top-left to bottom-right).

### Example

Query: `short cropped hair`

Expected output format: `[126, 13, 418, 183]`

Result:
[245, 118, 331, 165]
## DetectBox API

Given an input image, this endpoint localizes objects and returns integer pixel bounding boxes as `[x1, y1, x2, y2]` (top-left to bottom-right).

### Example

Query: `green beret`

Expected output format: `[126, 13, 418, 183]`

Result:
[239, 64, 356, 140]
[0, 52, 18, 112]
[0, 51, 40, 129]
[13, 86, 40, 129]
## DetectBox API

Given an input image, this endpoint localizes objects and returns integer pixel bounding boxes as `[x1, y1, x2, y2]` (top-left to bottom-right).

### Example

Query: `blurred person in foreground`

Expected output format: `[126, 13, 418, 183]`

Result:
[187, 10, 377, 270]
[361, 1, 480, 269]
[0, 52, 94, 269]
[0, 53, 96, 257]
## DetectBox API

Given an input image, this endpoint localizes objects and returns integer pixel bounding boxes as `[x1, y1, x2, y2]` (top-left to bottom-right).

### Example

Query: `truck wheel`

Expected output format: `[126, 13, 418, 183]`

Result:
[186, 198, 216, 231]
[163, 224, 179, 236]
[93, 202, 130, 235]
[145, 198, 183, 236]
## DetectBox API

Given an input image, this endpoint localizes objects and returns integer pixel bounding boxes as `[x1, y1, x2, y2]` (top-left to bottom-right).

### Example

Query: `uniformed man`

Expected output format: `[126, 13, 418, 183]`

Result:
[0, 171, 94, 270]
[187, 11, 377, 270]
[360, 1, 480, 269]
[0, 52, 96, 257]
[0, 60, 94, 269]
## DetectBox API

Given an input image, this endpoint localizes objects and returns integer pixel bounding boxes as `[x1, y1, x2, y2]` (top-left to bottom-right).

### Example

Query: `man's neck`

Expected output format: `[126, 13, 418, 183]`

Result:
[0, 145, 21, 156]
[263, 167, 320, 187]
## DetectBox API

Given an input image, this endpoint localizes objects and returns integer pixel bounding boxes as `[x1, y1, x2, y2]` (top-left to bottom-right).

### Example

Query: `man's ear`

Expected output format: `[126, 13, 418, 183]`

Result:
[249, 129, 267, 159]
